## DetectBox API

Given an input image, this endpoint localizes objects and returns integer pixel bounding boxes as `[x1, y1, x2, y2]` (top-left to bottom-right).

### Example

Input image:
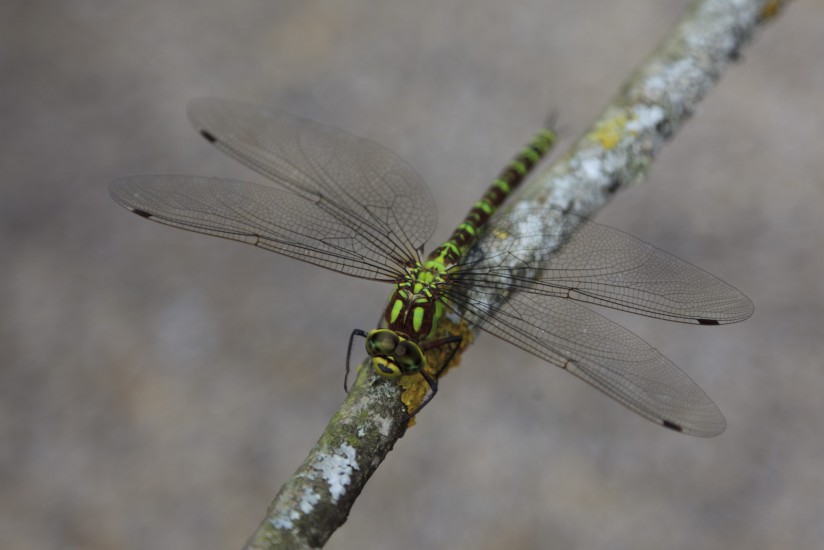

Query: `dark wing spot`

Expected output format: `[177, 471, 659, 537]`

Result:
[697, 319, 720, 326]
[662, 420, 683, 432]
[200, 130, 217, 143]
[131, 208, 152, 219]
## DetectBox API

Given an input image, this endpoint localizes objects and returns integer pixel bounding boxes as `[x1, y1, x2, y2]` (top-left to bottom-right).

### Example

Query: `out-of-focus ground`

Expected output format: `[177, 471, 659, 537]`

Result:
[2, 1, 822, 549]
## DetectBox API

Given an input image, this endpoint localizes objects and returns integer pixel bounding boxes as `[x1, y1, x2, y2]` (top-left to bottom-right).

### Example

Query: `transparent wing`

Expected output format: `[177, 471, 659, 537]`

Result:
[455, 207, 753, 325]
[447, 290, 726, 436]
[110, 175, 411, 281]
[187, 98, 438, 260]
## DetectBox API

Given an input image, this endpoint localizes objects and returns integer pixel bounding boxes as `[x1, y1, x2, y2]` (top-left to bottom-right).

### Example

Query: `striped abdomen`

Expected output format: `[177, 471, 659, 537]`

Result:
[427, 127, 556, 267]
[382, 126, 557, 342]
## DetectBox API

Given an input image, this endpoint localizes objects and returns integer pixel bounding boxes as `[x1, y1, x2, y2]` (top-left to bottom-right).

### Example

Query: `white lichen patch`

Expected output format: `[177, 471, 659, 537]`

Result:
[271, 508, 301, 530]
[316, 444, 359, 503]
[509, 201, 548, 238]
[376, 415, 392, 437]
[579, 156, 604, 182]
[642, 74, 667, 100]
[300, 487, 320, 514]
[569, 146, 620, 195]
[626, 105, 665, 133]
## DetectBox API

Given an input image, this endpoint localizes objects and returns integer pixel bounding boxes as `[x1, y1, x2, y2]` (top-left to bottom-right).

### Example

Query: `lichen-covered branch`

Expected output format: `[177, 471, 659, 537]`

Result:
[509, 0, 788, 223]
[243, 365, 408, 550]
[243, 1, 790, 548]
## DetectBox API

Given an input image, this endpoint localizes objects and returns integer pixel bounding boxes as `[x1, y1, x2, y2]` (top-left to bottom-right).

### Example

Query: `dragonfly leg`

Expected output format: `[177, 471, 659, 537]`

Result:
[421, 335, 463, 378]
[403, 335, 463, 425]
[345, 328, 370, 393]
[405, 369, 438, 420]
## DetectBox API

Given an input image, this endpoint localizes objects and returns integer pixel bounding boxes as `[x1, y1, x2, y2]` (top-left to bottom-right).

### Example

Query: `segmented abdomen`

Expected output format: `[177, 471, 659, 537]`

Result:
[427, 127, 556, 267]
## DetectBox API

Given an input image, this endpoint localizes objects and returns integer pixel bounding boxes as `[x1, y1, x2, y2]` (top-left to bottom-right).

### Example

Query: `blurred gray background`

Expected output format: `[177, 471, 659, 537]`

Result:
[2, 1, 822, 549]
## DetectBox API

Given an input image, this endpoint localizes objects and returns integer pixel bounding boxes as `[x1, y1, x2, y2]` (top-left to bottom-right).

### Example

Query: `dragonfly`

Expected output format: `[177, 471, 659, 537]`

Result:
[110, 98, 753, 437]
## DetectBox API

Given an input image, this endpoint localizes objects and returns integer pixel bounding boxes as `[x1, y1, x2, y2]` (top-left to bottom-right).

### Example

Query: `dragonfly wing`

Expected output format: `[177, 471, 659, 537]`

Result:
[457, 207, 753, 325]
[447, 289, 726, 436]
[110, 175, 409, 281]
[187, 98, 438, 258]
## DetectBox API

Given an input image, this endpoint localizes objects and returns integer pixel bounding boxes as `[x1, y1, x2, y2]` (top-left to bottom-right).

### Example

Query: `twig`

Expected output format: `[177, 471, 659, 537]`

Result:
[243, 1, 790, 548]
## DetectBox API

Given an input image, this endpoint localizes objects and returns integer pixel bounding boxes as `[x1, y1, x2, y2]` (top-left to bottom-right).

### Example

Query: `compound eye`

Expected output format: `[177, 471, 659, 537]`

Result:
[393, 341, 425, 375]
[372, 357, 403, 380]
[365, 329, 399, 356]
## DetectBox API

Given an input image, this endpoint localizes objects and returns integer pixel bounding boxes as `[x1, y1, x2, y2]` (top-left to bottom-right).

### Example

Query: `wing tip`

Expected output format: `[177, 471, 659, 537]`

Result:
[662, 420, 684, 432]
[199, 129, 217, 143]
[663, 414, 726, 437]
[696, 292, 755, 325]
[130, 207, 152, 219]
[662, 419, 727, 437]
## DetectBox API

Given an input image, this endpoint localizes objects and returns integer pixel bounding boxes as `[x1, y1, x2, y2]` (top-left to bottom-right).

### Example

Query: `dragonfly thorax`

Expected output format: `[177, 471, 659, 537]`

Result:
[384, 262, 448, 341]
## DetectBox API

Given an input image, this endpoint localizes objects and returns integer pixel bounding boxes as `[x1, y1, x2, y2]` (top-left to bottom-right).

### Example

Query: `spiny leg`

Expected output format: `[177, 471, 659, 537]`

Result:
[406, 335, 463, 419]
[405, 370, 439, 420]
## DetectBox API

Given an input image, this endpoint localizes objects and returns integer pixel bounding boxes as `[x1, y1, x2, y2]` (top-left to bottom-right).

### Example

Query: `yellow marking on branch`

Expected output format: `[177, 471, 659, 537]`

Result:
[400, 317, 475, 428]
[493, 228, 510, 240]
[759, 0, 783, 21]
[592, 113, 628, 150]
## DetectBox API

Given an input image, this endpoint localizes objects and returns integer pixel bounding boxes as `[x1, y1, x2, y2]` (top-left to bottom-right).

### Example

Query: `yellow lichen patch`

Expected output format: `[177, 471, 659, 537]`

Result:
[759, 0, 782, 21]
[592, 113, 628, 150]
[400, 317, 474, 428]
[492, 228, 509, 240]
[399, 375, 428, 429]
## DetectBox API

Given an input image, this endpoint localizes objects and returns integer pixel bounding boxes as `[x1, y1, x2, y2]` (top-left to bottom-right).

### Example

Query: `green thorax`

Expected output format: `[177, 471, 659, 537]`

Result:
[383, 127, 556, 341]
[383, 261, 448, 341]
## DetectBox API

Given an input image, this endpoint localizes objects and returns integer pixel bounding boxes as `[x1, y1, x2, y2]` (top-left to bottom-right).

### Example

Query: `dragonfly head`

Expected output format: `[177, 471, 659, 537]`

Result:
[365, 329, 426, 379]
